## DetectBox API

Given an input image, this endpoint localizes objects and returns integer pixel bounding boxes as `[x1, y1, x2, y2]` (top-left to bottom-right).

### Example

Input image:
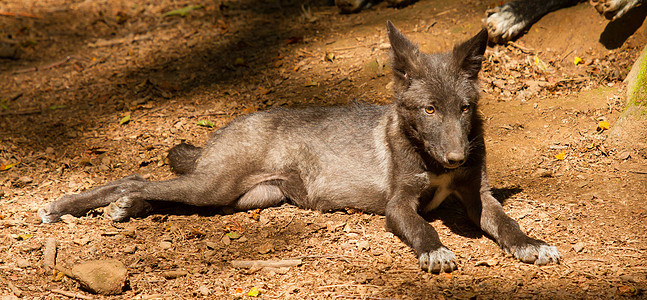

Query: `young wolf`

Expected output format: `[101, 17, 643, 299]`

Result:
[39, 21, 560, 273]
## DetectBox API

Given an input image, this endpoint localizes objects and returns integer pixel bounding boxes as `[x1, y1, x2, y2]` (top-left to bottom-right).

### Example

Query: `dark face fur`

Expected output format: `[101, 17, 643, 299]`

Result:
[387, 21, 488, 169]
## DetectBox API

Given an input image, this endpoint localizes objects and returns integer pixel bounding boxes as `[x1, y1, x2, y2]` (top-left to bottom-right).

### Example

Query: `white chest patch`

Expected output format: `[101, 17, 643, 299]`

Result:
[420, 172, 455, 213]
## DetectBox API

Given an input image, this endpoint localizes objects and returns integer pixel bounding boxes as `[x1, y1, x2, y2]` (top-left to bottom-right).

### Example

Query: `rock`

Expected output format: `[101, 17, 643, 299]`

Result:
[15, 257, 30, 268]
[476, 259, 498, 267]
[619, 274, 638, 283]
[18, 176, 33, 185]
[123, 245, 137, 254]
[572, 242, 585, 253]
[205, 241, 218, 249]
[159, 241, 172, 249]
[257, 242, 274, 254]
[616, 150, 632, 160]
[221, 235, 231, 246]
[71, 260, 127, 295]
[161, 270, 188, 279]
[121, 228, 136, 238]
[60, 214, 77, 224]
[356, 240, 370, 251]
[534, 168, 552, 178]
[362, 59, 385, 78]
[197, 285, 210, 296]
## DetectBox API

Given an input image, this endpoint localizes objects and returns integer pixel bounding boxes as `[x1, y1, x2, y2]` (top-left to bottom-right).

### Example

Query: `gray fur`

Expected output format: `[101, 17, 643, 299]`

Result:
[38, 21, 560, 273]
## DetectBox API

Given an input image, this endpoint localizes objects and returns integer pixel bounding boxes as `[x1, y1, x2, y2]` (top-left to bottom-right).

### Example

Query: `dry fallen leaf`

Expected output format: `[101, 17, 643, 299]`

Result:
[534, 56, 548, 72]
[247, 287, 260, 297]
[119, 113, 131, 125]
[197, 120, 214, 128]
[225, 231, 241, 239]
[554, 150, 566, 160]
[257, 86, 272, 95]
[325, 51, 335, 62]
[574, 56, 583, 66]
[234, 57, 246, 66]
[597, 120, 610, 131]
[0, 163, 16, 171]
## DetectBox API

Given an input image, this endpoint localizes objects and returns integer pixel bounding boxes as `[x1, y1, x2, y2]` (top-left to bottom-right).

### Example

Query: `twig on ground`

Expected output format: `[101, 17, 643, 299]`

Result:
[318, 283, 382, 289]
[507, 41, 536, 54]
[230, 258, 302, 269]
[575, 258, 608, 263]
[50, 288, 93, 300]
[14, 56, 75, 74]
[296, 254, 355, 263]
[0, 11, 41, 18]
[0, 108, 41, 116]
[43, 237, 57, 270]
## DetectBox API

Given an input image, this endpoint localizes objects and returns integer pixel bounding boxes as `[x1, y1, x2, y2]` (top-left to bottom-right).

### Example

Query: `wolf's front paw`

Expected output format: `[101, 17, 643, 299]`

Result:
[419, 247, 458, 273]
[591, 0, 641, 20]
[38, 203, 63, 224]
[104, 196, 151, 222]
[506, 241, 560, 265]
[485, 5, 527, 43]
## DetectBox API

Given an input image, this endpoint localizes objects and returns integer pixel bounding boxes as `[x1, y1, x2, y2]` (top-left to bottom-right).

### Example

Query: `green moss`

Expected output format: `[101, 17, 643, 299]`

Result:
[629, 48, 647, 112]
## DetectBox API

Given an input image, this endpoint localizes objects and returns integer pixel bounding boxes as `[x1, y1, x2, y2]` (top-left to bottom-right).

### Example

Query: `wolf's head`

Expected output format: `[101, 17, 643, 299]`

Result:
[386, 21, 488, 170]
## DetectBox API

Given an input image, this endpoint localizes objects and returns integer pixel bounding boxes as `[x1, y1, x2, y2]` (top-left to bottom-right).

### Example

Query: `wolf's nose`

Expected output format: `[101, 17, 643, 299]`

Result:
[446, 152, 466, 166]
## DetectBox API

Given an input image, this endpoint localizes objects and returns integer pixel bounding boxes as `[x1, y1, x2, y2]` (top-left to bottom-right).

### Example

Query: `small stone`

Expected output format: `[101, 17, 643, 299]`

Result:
[161, 270, 188, 279]
[534, 168, 552, 178]
[19, 241, 42, 253]
[357, 240, 370, 251]
[15, 257, 30, 268]
[102, 230, 120, 236]
[73, 238, 91, 246]
[259, 215, 271, 226]
[476, 259, 498, 267]
[221, 235, 231, 246]
[121, 228, 136, 238]
[197, 285, 210, 296]
[123, 245, 137, 254]
[18, 176, 33, 184]
[257, 242, 274, 254]
[616, 150, 631, 160]
[572, 242, 585, 253]
[60, 214, 77, 224]
[355, 272, 374, 284]
[159, 241, 172, 249]
[71, 259, 127, 295]
[205, 241, 218, 249]
[362, 59, 385, 78]
[619, 274, 638, 283]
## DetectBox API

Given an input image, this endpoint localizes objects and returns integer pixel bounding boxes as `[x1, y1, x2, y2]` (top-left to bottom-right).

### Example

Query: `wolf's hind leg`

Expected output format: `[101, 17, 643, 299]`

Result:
[38, 174, 147, 223]
[235, 183, 286, 210]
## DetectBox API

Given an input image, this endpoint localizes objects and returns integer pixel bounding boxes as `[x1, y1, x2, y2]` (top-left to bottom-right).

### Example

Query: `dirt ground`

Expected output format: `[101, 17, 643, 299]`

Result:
[1, 0, 647, 299]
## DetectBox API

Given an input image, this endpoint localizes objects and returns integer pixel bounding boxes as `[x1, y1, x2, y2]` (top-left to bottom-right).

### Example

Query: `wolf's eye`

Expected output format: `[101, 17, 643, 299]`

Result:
[461, 104, 470, 113]
[424, 106, 436, 114]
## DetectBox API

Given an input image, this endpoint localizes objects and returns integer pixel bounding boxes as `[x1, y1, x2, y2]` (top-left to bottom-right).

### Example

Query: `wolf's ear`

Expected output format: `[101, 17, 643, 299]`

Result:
[387, 20, 420, 82]
[453, 29, 488, 80]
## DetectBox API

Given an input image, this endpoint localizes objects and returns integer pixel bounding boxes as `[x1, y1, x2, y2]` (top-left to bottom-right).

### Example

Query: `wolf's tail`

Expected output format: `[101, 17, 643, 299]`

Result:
[167, 142, 203, 174]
